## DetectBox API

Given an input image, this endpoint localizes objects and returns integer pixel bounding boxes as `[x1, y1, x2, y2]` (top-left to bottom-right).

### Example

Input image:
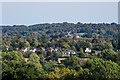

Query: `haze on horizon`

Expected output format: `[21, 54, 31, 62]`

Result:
[2, 2, 118, 26]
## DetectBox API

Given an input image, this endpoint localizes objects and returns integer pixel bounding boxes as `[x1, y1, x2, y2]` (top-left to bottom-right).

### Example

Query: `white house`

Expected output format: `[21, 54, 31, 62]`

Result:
[29, 48, 37, 52]
[85, 48, 91, 53]
[16, 48, 18, 51]
[21, 48, 27, 52]
[68, 50, 76, 55]
[6, 46, 9, 50]
[63, 51, 70, 56]
[74, 34, 80, 38]
[55, 47, 61, 52]
[62, 50, 76, 56]
[55, 48, 58, 52]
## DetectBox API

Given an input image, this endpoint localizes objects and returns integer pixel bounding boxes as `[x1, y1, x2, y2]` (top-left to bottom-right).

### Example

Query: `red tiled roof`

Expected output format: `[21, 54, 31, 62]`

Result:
[30, 48, 36, 50]
[21, 48, 27, 50]
[6, 46, 9, 48]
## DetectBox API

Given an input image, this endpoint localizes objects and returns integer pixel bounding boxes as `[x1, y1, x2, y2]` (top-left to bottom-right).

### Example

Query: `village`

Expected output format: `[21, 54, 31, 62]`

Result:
[2, 23, 119, 80]
[5, 44, 102, 63]
[3, 32, 105, 64]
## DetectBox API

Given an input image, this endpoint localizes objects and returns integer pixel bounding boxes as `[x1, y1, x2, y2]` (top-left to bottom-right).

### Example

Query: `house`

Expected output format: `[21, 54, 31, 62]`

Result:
[62, 51, 70, 56]
[16, 48, 18, 51]
[55, 48, 59, 52]
[6, 46, 9, 50]
[29, 48, 37, 52]
[118, 49, 120, 52]
[47, 47, 54, 52]
[55, 47, 61, 52]
[21, 48, 27, 52]
[24, 58, 29, 62]
[62, 50, 76, 56]
[73, 34, 80, 39]
[68, 50, 76, 55]
[40, 47, 45, 51]
[85, 48, 91, 53]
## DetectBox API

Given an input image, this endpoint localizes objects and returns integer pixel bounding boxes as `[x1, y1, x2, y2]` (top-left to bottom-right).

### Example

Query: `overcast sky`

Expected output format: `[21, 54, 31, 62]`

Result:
[2, 2, 118, 26]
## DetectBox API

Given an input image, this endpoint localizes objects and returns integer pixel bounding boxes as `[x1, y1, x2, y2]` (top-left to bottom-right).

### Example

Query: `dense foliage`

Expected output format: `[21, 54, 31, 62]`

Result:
[2, 22, 118, 40]
[1, 22, 120, 80]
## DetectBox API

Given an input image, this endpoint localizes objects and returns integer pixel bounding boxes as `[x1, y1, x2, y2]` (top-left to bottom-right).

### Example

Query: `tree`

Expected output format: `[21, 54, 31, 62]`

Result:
[82, 33, 92, 38]
[20, 40, 30, 49]
[78, 41, 93, 50]
[42, 60, 58, 72]
[16, 33, 22, 39]
[39, 54, 45, 63]
[3, 51, 24, 61]
[47, 67, 77, 80]
[84, 58, 120, 80]
[28, 53, 44, 71]
[2, 60, 45, 80]
[61, 42, 70, 50]
[77, 48, 86, 57]
[31, 38, 38, 47]
[29, 53, 40, 63]
[39, 35, 49, 43]
[101, 49, 117, 62]
[62, 56, 86, 69]
[46, 50, 53, 61]
[117, 51, 120, 65]
[112, 39, 117, 49]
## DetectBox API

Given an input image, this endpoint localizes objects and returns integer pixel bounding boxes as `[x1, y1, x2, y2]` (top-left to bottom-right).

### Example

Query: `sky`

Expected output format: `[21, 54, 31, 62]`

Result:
[2, 2, 118, 26]
[1, 0, 119, 2]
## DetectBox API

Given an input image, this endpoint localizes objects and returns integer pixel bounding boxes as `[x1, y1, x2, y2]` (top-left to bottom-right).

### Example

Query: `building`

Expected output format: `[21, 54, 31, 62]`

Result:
[24, 58, 29, 62]
[63, 51, 70, 56]
[6, 46, 9, 50]
[21, 48, 27, 52]
[29, 48, 37, 52]
[62, 50, 76, 56]
[55, 47, 61, 52]
[85, 48, 91, 53]
[16, 48, 18, 51]
[73, 34, 80, 39]
[68, 50, 76, 55]
[40, 47, 45, 51]
[47, 47, 54, 52]
[55, 48, 59, 52]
